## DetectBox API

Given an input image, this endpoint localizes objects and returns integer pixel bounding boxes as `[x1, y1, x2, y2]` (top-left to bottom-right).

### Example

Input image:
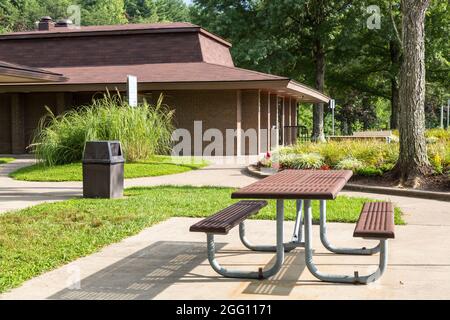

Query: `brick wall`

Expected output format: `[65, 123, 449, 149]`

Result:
[260, 92, 269, 153]
[241, 90, 259, 155]
[1, 89, 269, 156]
[150, 90, 238, 156]
[24, 93, 58, 147]
[11, 94, 26, 153]
[0, 33, 203, 68]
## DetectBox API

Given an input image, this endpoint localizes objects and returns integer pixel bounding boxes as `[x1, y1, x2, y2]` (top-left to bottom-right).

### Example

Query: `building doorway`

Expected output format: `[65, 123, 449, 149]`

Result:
[277, 97, 284, 146]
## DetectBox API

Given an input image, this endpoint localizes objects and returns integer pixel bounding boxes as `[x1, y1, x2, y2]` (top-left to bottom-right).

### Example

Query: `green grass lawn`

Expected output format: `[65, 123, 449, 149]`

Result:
[0, 158, 15, 165]
[0, 185, 404, 293]
[9, 156, 207, 181]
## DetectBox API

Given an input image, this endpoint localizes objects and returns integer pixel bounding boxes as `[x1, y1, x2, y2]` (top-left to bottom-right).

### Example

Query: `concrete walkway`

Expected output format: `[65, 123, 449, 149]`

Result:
[0, 158, 258, 214]
[0, 158, 450, 299]
[1, 217, 449, 300]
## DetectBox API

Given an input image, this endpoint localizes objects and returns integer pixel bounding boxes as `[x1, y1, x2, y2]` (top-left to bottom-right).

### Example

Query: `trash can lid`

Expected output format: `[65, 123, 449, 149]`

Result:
[82, 141, 125, 164]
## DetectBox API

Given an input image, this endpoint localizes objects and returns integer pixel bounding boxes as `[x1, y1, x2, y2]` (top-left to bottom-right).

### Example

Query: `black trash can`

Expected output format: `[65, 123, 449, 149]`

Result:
[82, 141, 125, 199]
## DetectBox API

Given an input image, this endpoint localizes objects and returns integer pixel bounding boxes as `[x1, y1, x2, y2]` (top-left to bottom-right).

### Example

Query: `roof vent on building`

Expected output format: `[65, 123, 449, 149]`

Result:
[55, 19, 73, 28]
[37, 16, 55, 31]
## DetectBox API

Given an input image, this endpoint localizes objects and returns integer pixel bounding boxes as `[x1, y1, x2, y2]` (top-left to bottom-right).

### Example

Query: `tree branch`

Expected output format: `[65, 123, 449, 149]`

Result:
[389, 1, 403, 46]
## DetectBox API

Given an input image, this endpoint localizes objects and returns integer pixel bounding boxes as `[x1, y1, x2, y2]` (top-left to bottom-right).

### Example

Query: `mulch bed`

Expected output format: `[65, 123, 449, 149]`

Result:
[350, 174, 450, 192]
[253, 164, 450, 193]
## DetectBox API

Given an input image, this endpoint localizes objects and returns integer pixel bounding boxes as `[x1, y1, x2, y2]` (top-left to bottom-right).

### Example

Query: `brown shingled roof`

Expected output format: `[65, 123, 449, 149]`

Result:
[45, 62, 288, 84]
[0, 22, 232, 47]
[0, 62, 329, 102]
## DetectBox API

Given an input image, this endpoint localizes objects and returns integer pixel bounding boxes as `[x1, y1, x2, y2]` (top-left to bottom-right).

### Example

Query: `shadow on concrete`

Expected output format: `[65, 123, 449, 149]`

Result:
[242, 249, 307, 296]
[50, 241, 227, 300]
[49, 241, 369, 300]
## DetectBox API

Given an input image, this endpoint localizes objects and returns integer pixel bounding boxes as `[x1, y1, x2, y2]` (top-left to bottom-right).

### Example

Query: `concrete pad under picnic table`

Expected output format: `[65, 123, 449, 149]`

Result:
[2, 217, 449, 300]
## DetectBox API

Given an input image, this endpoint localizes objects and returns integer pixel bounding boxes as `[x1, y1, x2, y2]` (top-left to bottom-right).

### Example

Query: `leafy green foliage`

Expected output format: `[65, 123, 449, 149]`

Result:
[279, 131, 449, 176]
[0, 185, 404, 293]
[335, 157, 364, 171]
[0, 158, 15, 165]
[279, 153, 324, 169]
[192, 0, 448, 133]
[0, 0, 190, 33]
[78, 0, 128, 25]
[32, 92, 174, 166]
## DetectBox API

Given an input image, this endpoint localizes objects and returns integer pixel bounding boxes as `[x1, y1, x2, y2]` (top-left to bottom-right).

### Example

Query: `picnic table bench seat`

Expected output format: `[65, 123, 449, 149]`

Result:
[190, 200, 268, 235]
[354, 202, 395, 239]
[190, 200, 274, 280]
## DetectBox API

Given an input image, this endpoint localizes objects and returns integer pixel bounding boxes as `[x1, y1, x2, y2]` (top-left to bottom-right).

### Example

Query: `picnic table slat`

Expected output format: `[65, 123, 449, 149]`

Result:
[232, 170, 353, 200]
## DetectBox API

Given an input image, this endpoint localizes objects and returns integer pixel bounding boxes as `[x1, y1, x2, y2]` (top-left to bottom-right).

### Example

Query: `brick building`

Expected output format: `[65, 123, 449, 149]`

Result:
[0, 18, 329, 156]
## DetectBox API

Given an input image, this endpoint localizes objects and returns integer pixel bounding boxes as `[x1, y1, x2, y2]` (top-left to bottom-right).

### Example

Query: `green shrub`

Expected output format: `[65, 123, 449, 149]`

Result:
[335, 157, 364, 170]
[291, 140, 398, 169]
[426, 128, 450, 140]
[287, 130, 448, 175]
[279, 153, 324, 169]
[356, 167, 384, 176]
[31, 92, 174, 166]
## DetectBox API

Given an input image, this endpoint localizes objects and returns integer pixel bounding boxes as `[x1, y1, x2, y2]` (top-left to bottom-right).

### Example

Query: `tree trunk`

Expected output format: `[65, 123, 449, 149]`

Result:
[394, 0, 432, 186]
[312, 39, 325, 142]
[389, 40, 401, 129]
[390, 80, 400, 129]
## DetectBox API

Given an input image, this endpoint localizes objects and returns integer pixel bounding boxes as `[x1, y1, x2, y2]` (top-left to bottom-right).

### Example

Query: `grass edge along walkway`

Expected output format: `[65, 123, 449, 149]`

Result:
[0, 158, 15, 165]
[0, 185, 404, 293]
[9, 156, 207, 181]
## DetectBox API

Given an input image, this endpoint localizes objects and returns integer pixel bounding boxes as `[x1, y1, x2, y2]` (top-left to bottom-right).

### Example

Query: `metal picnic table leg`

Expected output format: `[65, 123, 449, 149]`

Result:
[292, 199, 304, 243]
[319, 200, 380, 255]
[207, 199, 285, 279]
[304, 199, 388, 284]
[239, 199, 303, 252]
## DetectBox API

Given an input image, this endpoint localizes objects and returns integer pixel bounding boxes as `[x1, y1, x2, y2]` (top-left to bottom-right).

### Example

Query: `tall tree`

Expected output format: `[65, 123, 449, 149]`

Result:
[192, 0, 352, 141]
[0, 0, 73, 32]
[394, 0, 432, 186]
[125, 0, 190, 23]
[261, 0, 351, 142]
[78, 0, 128, 25]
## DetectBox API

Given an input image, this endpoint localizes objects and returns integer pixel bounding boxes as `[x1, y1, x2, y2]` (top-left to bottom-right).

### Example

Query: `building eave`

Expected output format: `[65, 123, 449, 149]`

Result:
[0, 61, 67, 83]
[0, 79, 328, 103]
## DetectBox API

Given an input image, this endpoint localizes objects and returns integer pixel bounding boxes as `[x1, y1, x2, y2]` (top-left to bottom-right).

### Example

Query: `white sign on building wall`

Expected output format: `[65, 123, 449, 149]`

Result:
[127, 75, 138, 107]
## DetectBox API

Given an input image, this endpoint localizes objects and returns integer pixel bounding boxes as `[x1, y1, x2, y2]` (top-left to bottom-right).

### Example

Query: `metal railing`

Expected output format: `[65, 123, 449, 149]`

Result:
[284, 125, 310, 143]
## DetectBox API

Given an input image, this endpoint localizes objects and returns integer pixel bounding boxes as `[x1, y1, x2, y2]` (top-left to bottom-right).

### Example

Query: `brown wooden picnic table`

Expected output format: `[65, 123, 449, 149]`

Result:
[191, 169, 394, 283]
[231, 169, 353, 200]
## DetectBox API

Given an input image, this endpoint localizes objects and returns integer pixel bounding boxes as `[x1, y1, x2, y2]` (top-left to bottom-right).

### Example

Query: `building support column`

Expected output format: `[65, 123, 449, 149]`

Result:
[267, 92, 271, 152]
[257, 90, 261, 155]
[11, 94, 25, 154]
[282, 96, 285, 146]
[236, 90, 242, 156]
[56, 92, 73, 115]
[293, 99, 297, 144]
[288, 97, 292, 145]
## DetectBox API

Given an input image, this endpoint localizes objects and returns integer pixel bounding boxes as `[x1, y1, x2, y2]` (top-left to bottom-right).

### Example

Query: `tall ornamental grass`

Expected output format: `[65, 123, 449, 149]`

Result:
[32, 92, 174, 166]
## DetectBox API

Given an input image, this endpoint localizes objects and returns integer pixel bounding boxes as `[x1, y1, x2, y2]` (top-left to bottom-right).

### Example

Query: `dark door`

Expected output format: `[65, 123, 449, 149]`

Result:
[0, 94, 12, 153]
[277, 98, 283, 146]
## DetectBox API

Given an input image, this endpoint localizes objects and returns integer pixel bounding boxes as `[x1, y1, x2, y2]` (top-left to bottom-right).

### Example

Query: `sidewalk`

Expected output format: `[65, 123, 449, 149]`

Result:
[1, 159, 449, 226]
[1, 217, 449, 300]
[0, 158, 258, 214]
